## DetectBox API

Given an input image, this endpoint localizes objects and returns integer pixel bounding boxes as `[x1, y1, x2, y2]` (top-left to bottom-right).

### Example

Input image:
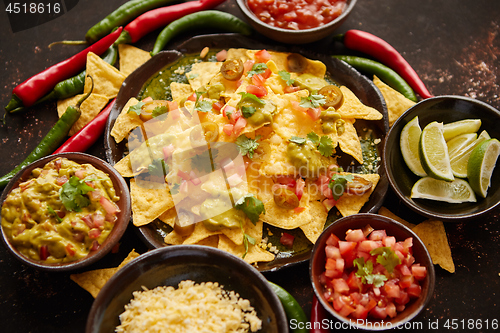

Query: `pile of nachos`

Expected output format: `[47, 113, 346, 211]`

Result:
[109, 48, 384, 265]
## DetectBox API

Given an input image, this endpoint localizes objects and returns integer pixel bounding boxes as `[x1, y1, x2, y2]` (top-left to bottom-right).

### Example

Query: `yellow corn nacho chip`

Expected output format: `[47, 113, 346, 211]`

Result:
[130, 178, 174, 227]
[57, 93, 109, 136]
[373, 75, 416, 126]
[260, 193, 312, 229]
[118, 44, 151, 77]
[110, 97, 142, 143]
[70, 249, 140, 298]
[113, 155, 135, 178]
[411, 219, 455, 273]
[84, 52, 126, 99]
[337, 86, 383, 120]
[187, 62, 222, 91]
[170, 82, 193, 100]
[337, 118, 363, 164]
[335, 173, 380, 217]
[299, 200, 329, 243]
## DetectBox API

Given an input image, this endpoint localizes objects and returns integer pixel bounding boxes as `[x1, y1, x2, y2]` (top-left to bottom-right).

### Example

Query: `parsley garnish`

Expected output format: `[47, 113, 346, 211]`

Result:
[190, 149, 215, 174]
[300, 94, 326, 109]
[194, 91, 212, 113]
[318, 135, 335, 157]
[47, 207, 62, 223]
[170, 183, 180, 195]
[278, 70, 294, 85]
[328, 173, 353, 200]
[60, 176, 95, 212]
[235, 193, 265, 224]
[152, 105, 168, 118]
[238, 92, 264, 106]
[247, 63, 268, 77]
[370, 247, 402, 274]
[289, 136, 306, 145]
[307, 132, 320, 145]
[241, 106, 256, 118]
[236, 135, 261, 158]
[127, 101, 145, 115]
[148, 158, 169, 178]
[353, 257, 388, 288]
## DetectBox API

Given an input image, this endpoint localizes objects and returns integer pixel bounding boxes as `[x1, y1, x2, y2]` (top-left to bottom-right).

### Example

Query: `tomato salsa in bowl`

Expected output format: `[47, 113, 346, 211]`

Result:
[236, 0, 357, 44]
[0, 153, 131, 272]
[310, 213, 435, 330]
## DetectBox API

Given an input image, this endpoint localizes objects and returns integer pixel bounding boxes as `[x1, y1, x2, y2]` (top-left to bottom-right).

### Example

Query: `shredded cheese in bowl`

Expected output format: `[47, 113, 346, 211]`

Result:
[116, 280, 262, 333]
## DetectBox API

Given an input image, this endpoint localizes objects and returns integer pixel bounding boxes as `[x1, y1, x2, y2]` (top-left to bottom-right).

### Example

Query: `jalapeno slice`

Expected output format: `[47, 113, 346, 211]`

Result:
[220, 59, 244, 81]
[273, 186, 300, 209]
[189, 121, 219, 146]
[345, 175, 373, 195]
[174, 210, 195, 236]
[318, 85, 344, 109]
[287, 53, 308, 73]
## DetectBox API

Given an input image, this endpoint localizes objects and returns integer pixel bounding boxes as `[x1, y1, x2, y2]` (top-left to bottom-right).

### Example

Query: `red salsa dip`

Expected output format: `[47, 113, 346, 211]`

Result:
[319, 226, 427, 321]
[247, 0, 348, 30]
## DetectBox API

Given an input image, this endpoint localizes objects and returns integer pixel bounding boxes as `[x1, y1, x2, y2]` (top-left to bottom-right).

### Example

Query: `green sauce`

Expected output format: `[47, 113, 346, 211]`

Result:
[200, 198, 246, 231]
[287, 141, 324, 176]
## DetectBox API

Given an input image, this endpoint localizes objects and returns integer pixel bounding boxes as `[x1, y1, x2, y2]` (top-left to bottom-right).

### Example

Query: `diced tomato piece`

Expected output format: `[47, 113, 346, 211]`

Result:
[89, 228, 101, 239]
[399, 274, 414, 289]
[395, 290, 410, 305]
[356, 250, 371, 262]
[233, 117, 247, 135]
[92, 213, 105, 229]
[369, 306, 387, 319]
[345, 229, 365, 242]
[407, 282, 422, 298]
[56, 176, 68, 186]
[338, 241, 357, 256]
[365, 298, 377, 312]
[91, 240, 100, 251]
[325, 258, 337, 270]
[223, 124, 234, 136]
[403, 253, 416, 267]
[254, 49, 272, 63]
[332, 278, 350, 295]
[39, 245, 49, 261]
[369, 229, 387, 241]
[246, 84, 267, 97]
[358, 240, 381, 252]
[187, 92, 197, 101]
[332, 295, 346, 311]
[386, 302, 397, 318]
[290, 100, 307, 113]
[262, 68, 272, 79]
[307, 107, 321, 120]
[346, 271, 363, 292]
[252, 73, 267, 86]
[100, 196, 119, 215]
[352, 304, 368, 320]
[243, 60, 255, 73]
[383, 235, 396, 247]
[75, 169, 86, 179]
[398, 264, 412, 277]
[177, 169, 191, 181]
[222, 105, 236, 120]
[82, 214, 94, 229]
[294, 206, 306, 213]
[324, 268, 342, 279]
[65, 243, 76, 256]
[295, 178, 305, 201]
[384, 280, 401, 299]
[322, 198, 337, 211]
[162, 144, 175, 159]
[339, 303, 356, 317]
[212, 101, 224, 112]
[216, 49, 227, 62]
[280, 232, 295, 249]
[411, 264, 427, 280]
[325, 233, 340, 247]
[325, 245, 341, 259]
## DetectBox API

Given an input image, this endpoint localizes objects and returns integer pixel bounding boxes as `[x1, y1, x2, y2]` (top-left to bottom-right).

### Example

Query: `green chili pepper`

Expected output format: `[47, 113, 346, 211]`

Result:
[268, 281, 308, 333]
[333, 55, 418, 102]
[0, 78, 93, 189]
[151, 10, 253, 56]
[85, 0, 180, 43]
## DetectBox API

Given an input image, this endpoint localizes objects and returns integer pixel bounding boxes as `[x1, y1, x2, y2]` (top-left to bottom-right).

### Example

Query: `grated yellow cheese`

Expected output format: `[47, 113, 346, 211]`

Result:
[116, 280, 262, 333]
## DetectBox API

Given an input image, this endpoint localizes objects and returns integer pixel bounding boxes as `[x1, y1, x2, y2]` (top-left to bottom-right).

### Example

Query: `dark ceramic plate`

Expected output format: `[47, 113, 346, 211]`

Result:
[86, 245, 288, 333]
[104, 34, 389, 272]
[384, 95, 500, 221]
[0, 153, 130, 272]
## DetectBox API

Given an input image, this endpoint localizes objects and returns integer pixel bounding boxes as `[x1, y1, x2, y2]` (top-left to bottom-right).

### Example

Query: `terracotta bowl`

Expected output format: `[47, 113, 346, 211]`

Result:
[236, 0, 357, 44]
[0, 152, 130, 272]
[86, 245, 288, 333]
[310, 213, 435, 330]
[384, 95, 500, 221]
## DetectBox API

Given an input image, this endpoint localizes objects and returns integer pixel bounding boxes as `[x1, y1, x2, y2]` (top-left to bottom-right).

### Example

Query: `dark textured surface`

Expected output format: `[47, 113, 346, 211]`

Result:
[0, 0, 499, 332]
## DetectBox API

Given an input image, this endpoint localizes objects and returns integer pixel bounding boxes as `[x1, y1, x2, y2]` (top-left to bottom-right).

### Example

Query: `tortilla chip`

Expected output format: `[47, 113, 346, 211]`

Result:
[373, 75, 416, 126]
[412, 219, 455, 273]
[158, 207, 177, 228]
[195, 235, 219, 248]
[170, 82, 193, 100]
[113, 155, 135, 178]
[338, 119, 363, 164]
[337, 86, 383, 120]
[377, 206, 416, 229]
[110, 97, 142, 143]
[130, 178, 174, 227]
[84, 52, 126, 99]
[260, 193, 312, 229]
[118, 44, 151, 77]
[70, 249, 140, 298]
[187, 62, 222, 91]
[57, 93, 109, 136]
[336, 173, 380, 217]
[299, 201, 329, 243]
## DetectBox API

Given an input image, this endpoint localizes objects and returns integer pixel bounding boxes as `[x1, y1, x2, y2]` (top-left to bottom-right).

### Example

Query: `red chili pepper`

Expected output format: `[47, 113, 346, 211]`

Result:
[336, 29, 433, 99]
[115, 0, 227, 44]
[310, 294, 330, 333]
[6, 27, 122, 110]
[53, 99, 115, 154]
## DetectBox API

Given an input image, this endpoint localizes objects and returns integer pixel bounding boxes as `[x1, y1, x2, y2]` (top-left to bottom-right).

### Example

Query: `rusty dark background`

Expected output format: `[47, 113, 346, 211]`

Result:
[0, 0, 499, 332]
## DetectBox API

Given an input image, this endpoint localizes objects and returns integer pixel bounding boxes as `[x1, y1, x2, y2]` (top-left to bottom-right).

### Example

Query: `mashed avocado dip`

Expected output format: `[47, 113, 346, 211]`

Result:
[1, 157, 120, 264]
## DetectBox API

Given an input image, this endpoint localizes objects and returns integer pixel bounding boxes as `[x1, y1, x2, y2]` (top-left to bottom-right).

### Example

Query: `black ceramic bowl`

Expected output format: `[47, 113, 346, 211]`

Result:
[236, 0, 357, 44]
[0, 153, 130, 272]
[310, 213, 435, 330]
[86, 245, 288, 333]
[384, 95, 500, 221]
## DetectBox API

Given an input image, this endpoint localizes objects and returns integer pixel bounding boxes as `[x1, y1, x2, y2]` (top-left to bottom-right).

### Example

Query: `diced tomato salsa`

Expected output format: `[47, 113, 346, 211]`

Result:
[247, 0, 348, 30]
[320, 226, 427, 321]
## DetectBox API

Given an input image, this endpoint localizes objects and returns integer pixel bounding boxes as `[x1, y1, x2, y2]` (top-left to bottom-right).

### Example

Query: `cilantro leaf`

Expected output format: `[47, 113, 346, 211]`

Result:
[371, 247, 402, 274]
[278, 70, 294, 85]
[242, 233, 256, 259]
[47, 207, 62, 223]
[366, 273, 388, 288]
[238, 92, 264, 106]
[152, 105, 168, 118]
[148, 158, 169, 178]
[289, 136, 306, 145]
[307, 131, 320, 145]
[353, 257, 388, 288]
[241, 106, 256, 118]
[318, 135, 335, 157]
[247, 63, 268, 77]
[170, 183, 180, 195]
[235, 193, 265, 224]
[236, 135, 261, 158]
[194, 91, 212, 113]
[60, 176, 95, 212]
[299, 94, 326, 109]
[328, 173, 354, 200]
[190, 149, 215, 174]
[127, 101, 145, 115]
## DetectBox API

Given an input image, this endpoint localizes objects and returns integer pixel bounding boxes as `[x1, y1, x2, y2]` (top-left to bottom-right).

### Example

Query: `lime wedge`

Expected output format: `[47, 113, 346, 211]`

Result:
[419, 122, 454, 181]
[411, 177, 476, 203]
[449, 130, 491, 178]
[400, 116, 427, 177]
[447, 133, 477, 157]
[467, 138, 500, 198]
[443, 119, 482, 141]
